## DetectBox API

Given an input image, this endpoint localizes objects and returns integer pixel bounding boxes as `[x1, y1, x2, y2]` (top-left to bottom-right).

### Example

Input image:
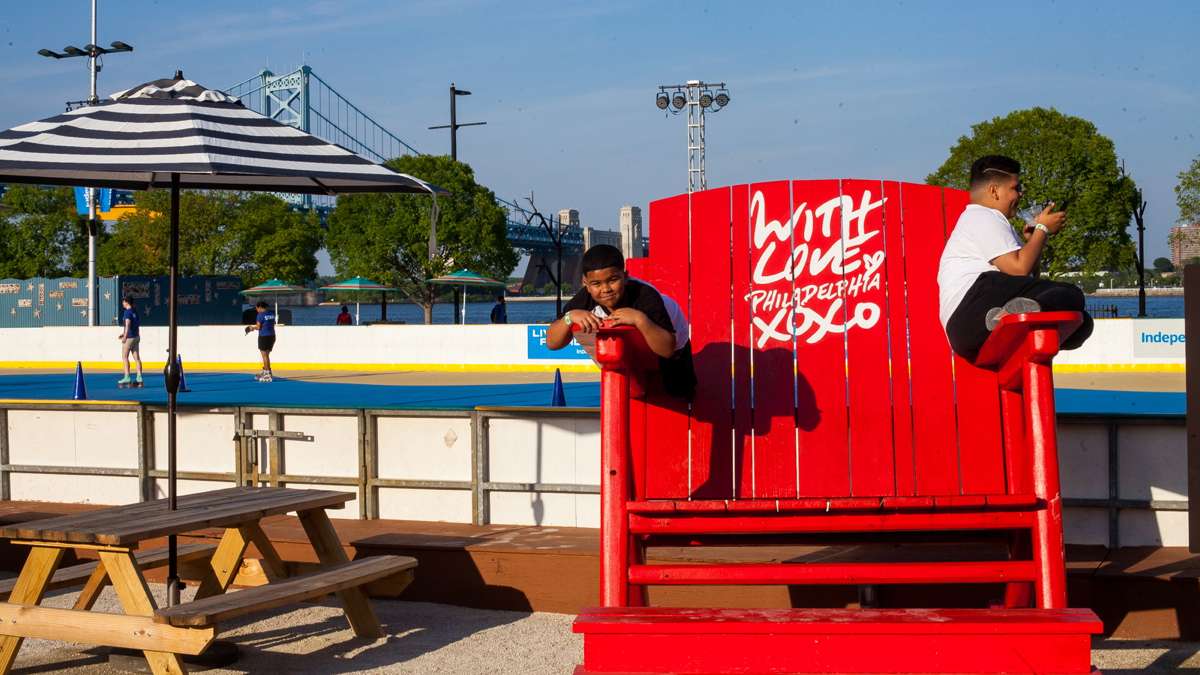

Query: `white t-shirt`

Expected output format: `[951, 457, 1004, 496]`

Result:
[937, 204, 1023, 328]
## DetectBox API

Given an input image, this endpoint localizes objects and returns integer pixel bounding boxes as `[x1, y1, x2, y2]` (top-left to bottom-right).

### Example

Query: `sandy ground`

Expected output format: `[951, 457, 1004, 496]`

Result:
[6, 583, 1200, 674]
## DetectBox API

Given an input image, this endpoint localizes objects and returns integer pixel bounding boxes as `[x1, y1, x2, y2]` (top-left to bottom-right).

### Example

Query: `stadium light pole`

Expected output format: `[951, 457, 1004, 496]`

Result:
[654, 80, 731, 193]
[38, 0, 133, 327]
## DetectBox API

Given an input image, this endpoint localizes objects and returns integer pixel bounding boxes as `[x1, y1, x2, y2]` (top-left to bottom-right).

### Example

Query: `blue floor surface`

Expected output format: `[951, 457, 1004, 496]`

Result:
[0, 372, 600, 410]
[0, 372, 1183, 416]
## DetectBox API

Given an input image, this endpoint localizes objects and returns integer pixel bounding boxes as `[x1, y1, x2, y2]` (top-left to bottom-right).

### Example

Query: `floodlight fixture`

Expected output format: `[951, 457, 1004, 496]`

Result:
[62, 45, 87, 56]
[109, 41, 133, 52]
[671, 92, 687, 110]
[38, 48, 62, 59]
[699, 91, 713, 108]
[714, 90, 730, 107]
[656, 92, 669, 109]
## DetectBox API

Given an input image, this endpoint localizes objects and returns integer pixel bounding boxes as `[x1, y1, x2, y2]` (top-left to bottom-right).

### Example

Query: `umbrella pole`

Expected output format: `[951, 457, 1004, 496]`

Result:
[166, 173, 181, 607]
[355, 300, 360, 326]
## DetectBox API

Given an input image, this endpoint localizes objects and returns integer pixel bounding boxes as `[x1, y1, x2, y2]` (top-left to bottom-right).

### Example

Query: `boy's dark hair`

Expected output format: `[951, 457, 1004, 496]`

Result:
[340, 305, 348, 312]
[255, 301, 268, 310]
[969, 155, 1022, 190]
[121, 296, 134, 306]
[581, 244, 624, 275]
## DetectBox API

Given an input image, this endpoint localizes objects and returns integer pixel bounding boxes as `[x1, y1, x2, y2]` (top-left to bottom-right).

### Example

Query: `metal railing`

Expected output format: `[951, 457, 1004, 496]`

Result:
[0, 402, 599, 525]
[0, 402, 1186, 544]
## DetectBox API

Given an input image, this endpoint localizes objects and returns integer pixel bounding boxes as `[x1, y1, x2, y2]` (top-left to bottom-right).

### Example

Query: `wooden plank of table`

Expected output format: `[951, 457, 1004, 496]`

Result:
[194, 527, 250, 600]
[0, 487, 252, 543]
[298, 508, 382, 638]
[0, 487, 252, 541]
[3, 488, 352, 546]
[0, 604, 213, 656]
[0, 546, 64, 674]
[98, 550, 186, 675]
[154, 555, 416, 628]
[99, 490, 353, 546]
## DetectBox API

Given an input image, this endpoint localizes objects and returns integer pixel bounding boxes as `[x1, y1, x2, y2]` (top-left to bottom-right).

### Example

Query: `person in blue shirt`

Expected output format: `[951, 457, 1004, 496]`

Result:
[117, 296, 143, 388]
[243, 301, 277, 382]
[490, 294, 508, 324]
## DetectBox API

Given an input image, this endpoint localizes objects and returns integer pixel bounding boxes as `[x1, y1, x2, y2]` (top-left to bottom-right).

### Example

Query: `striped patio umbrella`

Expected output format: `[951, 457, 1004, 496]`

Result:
[427, 269, 505, 324]
[0, 71, 442, 605]
[318, 277, 397, 325]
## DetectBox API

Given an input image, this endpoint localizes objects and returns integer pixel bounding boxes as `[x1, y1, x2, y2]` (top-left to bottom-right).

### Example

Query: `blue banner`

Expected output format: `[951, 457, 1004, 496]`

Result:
[527, 325, 590, 360]
[74, 187, 112, 216]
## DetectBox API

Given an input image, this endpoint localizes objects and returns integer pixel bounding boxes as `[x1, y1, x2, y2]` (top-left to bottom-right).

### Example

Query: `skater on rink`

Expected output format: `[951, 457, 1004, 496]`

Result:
[117, 296, 143, 388]
[244, 301, 277, 382]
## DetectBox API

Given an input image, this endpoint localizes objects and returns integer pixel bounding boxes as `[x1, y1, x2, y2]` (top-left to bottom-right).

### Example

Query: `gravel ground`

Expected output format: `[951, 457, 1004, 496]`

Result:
[10, 584, 1200, 674]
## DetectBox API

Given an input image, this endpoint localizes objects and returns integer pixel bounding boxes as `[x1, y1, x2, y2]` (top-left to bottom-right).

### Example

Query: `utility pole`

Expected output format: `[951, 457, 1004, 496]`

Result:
[428, 83, 486, 162]
[1134, 188, 1148, 317]
[38, 0, 133, 327]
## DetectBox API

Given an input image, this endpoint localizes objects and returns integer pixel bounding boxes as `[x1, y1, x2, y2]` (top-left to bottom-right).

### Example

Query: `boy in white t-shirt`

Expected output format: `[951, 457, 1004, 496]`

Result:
[937, 155, 1093, 361]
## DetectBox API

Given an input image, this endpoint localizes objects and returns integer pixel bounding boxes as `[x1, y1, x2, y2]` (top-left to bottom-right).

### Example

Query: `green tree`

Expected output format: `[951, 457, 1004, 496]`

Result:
[1177, 156, 1200, 225]
[100, 191, 322, 285]
[928, 107, 1138, 277]
[1153, 257, 1174, 273]
[326, 155, 516, 323]
[0, 185, 86, 278]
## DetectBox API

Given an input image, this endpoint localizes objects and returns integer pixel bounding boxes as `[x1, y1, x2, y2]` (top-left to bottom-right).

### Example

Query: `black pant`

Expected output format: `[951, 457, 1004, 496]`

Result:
[946, 271, 1093, 361]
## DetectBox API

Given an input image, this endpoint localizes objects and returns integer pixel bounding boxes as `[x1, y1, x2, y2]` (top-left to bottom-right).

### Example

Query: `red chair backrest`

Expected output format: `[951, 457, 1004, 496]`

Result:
[626, 180, 1011, 500]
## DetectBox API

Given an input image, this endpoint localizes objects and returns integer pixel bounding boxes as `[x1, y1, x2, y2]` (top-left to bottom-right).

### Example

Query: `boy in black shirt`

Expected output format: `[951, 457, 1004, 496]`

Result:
[546, 245, 696, 400]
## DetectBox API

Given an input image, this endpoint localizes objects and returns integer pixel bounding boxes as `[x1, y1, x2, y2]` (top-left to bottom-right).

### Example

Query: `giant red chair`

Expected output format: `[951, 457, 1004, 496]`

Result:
[573, 180, 1101, 674]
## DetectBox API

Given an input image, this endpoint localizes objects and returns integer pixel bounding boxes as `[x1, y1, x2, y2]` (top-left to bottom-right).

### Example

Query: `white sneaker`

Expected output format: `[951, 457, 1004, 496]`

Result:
[985, 297, 1042, 331]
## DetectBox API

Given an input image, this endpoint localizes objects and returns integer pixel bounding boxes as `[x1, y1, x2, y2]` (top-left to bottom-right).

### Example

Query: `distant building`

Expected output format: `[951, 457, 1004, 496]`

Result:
[583, 226, 622, 252]
[1170, 224, 1200, 268]
[619, 205, 644, 259]
[558, 208, 580, 227]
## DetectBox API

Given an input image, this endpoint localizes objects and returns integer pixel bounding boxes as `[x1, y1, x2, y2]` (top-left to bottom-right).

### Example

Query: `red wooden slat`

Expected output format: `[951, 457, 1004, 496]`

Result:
[788, 179, 850, 497]
[840, 179, 895, 496]
[900, 183, 960, 495]
[688, 187, 734, 499]
[643, 193, 692, 498]
[628, 560, 1037, 585]
[731, 184, 754, 500]
[942, 188, 1007, 495]
[881, 181, 916, 496]
[745, 180, 799, 498]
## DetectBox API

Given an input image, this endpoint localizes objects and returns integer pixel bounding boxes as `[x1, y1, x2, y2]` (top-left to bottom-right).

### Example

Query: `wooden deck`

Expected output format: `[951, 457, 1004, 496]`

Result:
[1, 500, 1197, 640]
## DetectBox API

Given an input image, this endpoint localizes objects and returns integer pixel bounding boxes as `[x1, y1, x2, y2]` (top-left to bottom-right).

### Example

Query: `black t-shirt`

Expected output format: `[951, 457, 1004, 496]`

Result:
[560, 279, 696, 401]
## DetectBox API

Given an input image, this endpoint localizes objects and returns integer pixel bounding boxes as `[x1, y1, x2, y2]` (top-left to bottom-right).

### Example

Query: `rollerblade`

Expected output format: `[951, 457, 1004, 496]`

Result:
[255, 370, 273, 383]
[117, 376, 131, 389]
[133, 375, 144, 388]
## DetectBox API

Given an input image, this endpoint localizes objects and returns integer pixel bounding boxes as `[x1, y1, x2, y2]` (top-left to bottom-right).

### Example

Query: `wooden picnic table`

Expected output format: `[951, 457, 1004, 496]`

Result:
[0, 486, 416, 675]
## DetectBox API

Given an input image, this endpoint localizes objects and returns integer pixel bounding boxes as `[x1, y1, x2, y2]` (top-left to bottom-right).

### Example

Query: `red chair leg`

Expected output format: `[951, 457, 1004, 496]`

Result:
[1003, 531, 1033, 608]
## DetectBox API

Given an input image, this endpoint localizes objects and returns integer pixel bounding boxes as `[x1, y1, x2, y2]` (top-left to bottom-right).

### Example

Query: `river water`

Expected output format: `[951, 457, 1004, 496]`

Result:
[277, 295, 1184, 326]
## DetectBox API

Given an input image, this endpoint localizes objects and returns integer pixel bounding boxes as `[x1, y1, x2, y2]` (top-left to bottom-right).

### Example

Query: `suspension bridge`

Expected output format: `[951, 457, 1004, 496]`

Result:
[224, 66, 586, 259]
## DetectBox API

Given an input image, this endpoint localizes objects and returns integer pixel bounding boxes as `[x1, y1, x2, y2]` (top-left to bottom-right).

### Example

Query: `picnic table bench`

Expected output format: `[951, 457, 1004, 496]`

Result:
[572, 180, 1102, 674]
[0, 486, 416, 675]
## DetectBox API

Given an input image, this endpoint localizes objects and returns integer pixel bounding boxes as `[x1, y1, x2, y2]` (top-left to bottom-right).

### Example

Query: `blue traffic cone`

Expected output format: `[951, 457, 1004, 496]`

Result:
[551, 368, 566, 407]
[176, 355, 191, 392]
[72, 361, 88, 400]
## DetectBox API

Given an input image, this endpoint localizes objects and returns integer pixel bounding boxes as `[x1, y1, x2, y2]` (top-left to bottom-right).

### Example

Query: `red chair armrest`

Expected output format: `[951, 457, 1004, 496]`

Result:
[972, 311, 1082, 387]
[593, 324, 660, 373]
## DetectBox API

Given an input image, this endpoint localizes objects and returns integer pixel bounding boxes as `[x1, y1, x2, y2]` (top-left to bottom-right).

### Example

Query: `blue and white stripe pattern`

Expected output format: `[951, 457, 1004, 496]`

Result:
[0, 76, 438, 195]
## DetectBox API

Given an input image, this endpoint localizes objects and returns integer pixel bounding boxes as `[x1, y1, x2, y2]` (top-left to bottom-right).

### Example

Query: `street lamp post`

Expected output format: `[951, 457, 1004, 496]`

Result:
[38, 0, 132, 327]
[429, 83, 487, 163]
[655, 80, 731, 193]
[1133, 188, 1148, 318]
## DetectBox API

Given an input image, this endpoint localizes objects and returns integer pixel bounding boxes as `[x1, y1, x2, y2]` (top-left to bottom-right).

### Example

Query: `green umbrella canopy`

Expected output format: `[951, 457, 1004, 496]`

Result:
[426, 269, 505, 287]
[319, 276, 397, 291]
[240, 279, 307, 295]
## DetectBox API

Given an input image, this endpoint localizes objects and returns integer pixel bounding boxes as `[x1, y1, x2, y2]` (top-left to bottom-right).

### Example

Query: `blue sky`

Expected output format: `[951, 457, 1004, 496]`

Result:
[1, 0, 1196, 265]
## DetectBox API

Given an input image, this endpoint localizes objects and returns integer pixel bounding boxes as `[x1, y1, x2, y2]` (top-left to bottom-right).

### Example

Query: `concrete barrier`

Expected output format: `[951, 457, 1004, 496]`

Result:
[0, 318, 1182, 374]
